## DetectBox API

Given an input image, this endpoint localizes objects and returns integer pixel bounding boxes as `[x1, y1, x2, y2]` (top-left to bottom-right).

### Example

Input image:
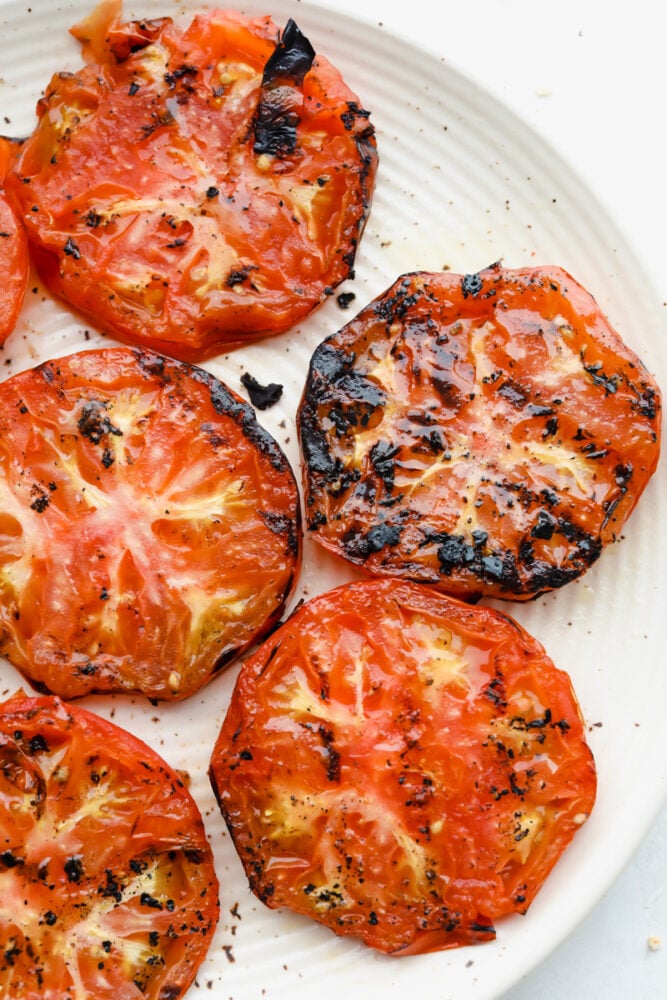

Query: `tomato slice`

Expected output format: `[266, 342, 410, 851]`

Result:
[209, 578, 597, 956]
[0, 346, 301, 700]
[0, 690, 219, 999]
[6, 6, 378, 360]
[298, 264, 662, 600]
[0, 137, 29, 346]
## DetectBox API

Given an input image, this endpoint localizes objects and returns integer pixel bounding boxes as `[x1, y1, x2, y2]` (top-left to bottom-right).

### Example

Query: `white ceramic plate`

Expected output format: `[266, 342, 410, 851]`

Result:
[0, 2, 665, 998]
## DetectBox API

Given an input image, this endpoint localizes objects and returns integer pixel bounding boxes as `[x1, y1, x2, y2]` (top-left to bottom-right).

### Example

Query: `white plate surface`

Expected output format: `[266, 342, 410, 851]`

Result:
[0, 2, 665, 998]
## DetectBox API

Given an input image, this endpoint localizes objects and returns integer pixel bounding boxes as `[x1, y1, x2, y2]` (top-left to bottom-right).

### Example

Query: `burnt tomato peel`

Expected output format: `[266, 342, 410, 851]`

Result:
[0, 346, 301, 701]
[0, 690, 219, 999]
[209, 578, 597, 956]
[6, 7, 378, 360]
[298, 264, 661, 601]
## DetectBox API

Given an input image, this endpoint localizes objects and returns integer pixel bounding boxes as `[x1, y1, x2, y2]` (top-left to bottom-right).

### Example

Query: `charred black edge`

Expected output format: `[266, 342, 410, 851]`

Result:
[253, 19, 316, 156]
[130, 347, 290, 475]
[261, 19, 315, 88]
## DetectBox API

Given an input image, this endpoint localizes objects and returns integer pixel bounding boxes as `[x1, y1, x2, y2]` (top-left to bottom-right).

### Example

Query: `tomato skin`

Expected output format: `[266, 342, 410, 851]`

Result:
[209, 578, 596, 956]
[0, 137, 29, 345]
[298, 264, 662, 600]
[7, 9, 378, 360]
[0, 690, 219, 999]
[0, 346, 301, 700]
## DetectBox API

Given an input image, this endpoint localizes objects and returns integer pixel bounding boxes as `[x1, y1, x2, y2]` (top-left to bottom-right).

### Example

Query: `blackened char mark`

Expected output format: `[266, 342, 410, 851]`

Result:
[370, 440, 399, 490]
[432, 374, 464, 411]
[77, 400, 123, 444]
[253, 19, 316, 156]
[299, 345, 346, 478]
[300, 413, 338, 479]
[374, 276, 422, 324]
[259, 510, 300, 557]
[518, 515, 603, 594]
[181, 361, 289, 473]
[328, 372, 385, 436]
[300, 341, 385, 481]
[341, 521, 402, 559]
[430, 531, 521, 594]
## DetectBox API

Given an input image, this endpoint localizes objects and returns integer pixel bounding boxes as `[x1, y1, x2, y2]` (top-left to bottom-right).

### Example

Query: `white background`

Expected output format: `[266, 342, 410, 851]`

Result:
[306, 1, 667, 996]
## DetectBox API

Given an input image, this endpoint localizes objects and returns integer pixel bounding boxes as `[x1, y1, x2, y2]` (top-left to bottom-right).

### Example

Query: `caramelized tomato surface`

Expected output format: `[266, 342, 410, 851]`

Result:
[210, 578, 597, 955]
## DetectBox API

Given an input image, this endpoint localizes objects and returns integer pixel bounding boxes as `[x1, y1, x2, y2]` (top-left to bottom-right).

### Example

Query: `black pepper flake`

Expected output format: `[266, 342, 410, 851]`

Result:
[0, 851, 24, 868]
[461, 272, 483, 298]
[28, 734, 48, 754]
[63, 237, 81, 259]
[336, 291, 356, 309]
[140, 892, 164, 909]
[30, 492, 50, 513]
[205, 186, 219, 199]
[64, 856, 84, 882]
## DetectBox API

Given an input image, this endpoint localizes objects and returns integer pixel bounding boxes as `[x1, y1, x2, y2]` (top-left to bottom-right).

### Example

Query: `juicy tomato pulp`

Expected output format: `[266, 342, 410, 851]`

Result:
[0, 691, 219, 1000]
[0, 347, 301, 700]
[0, 138, 29, 345]
[298, 265, 662, 600]
[6, 6, 378, 359]
[210, 578, 597, 955]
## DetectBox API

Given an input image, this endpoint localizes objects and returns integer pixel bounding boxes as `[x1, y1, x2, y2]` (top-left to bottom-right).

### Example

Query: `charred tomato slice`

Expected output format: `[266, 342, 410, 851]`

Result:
[298, 264, 661, 600]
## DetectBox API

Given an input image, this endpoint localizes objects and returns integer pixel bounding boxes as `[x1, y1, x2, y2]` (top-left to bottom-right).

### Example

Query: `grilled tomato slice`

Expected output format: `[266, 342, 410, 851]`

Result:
[209, 577, 597, 955]
[6, 4, 378, 360]
[0, 137, 28, 346]
[0, 690, 219, 999]
[298, 264, 661, 600]
[0, 346, 301, 700]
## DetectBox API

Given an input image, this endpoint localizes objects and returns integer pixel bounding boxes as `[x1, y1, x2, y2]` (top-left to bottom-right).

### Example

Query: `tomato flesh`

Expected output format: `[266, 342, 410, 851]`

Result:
[0, 138, 29, 345]
[0, 691, 219, 999]
[210, 578, 597, 955]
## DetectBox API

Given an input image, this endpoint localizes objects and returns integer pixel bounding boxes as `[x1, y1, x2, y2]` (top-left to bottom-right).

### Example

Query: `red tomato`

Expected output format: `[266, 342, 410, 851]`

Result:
[0, 137, 28, 345]
[6, 6, 378, 360]
[0, 346, 301, 700]
[298, 264, 662, 600]
[0, 690, 219, 999]
[209, 578, 597, 956]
